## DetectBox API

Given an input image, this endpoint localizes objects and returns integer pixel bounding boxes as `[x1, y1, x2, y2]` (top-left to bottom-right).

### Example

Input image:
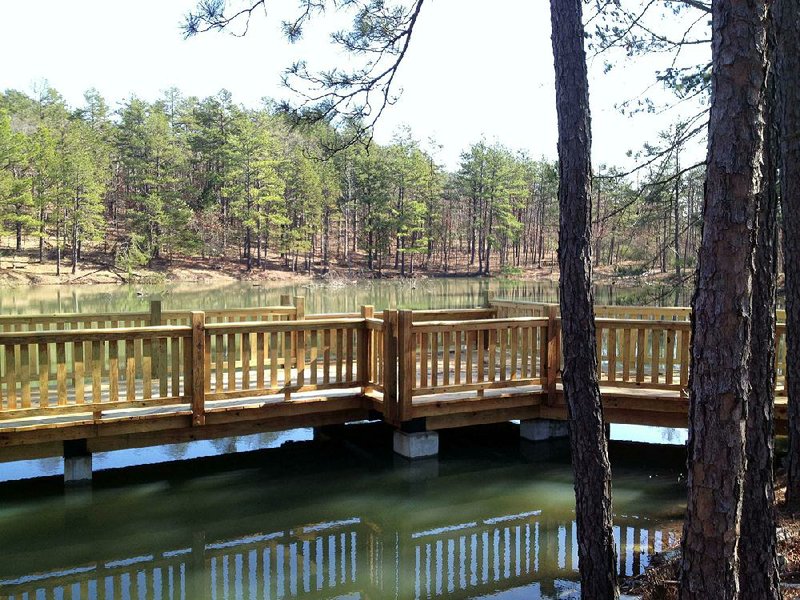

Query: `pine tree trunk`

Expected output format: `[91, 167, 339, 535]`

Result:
[679, 0, 768, 597]
[775, 0, 800, 509]
[549, 0, 618, 598]
[739, 42, 781, 596]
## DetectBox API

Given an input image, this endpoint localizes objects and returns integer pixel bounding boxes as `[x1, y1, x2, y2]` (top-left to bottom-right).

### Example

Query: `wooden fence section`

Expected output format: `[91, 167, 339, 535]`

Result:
[0, 297, 794, 456]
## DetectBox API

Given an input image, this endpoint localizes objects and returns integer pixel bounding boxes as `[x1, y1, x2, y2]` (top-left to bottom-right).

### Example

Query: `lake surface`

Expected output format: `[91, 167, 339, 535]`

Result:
[0, 279, 690, 598]
[0, 277, 692, 315]
[0, 425, 686, 600]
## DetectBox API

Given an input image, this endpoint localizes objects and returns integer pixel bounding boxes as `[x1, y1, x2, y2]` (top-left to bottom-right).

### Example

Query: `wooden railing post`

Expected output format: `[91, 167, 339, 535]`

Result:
[150, 299, 162, 381]
[397, 310, 414, 422]
[190, 311, 206, 426]
[546, 305, 561, 405]
[383, 309, 399, 424]
[358, 305, 374, 389]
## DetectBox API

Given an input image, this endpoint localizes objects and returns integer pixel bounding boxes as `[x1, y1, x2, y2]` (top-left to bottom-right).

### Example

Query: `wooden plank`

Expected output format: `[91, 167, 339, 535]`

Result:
[285, 327, 293, 391]
[650, 329, 660, 384]
[477, 330, 485, 385]
[271, 331, 279, 388]
[636, 328, 646, 383]
[257, 332, 266, 389]
[511, 326, 519, 380]
[227, 333, 236, 392]
[242, 329, 251, 390]
[665, 329, 675, 385]
[398, 310, 414, 421]
[38, 342, 49, 407]
[608, 328, 617, 383]
[466, 330, 474, 385]
[215, 334, 224, 393]
[622, 328, 631, 382]
[420, 332, 429, 389]
[126, 339, 136, 402]
[521, 326, 529, 379]
[336, 328, 344, 383]
[158, 337, 168, 398]
[191, 312, 206, 425]
[74, 341, 85, 404]
[57, 342, 67, 406]
[322, 329, 330, 385]
[143, 338, 153, 400]
[454, 330, 462, 385]
[92, 340, 102, 404]
[443, 331, 451, 387]
[346, 327, 354, 382]
[296, 329, 305, 387]
[431, 331, 439, 388]
[20, 344, 30, 409]
[171, 336, 180, 397]
[109, 339, 119, 403]
[596, 325, 603, 378]
[488, 328, 497, 382]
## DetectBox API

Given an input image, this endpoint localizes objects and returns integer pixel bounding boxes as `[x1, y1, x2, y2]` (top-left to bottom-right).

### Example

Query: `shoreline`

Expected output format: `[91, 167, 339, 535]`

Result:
[0, 252, 685, 289]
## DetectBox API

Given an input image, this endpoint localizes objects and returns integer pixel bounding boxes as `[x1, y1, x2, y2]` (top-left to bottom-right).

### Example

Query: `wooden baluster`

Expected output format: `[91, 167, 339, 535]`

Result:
[215, 334, 224, 393]
[477, 330, 485, 390]
[636, 328, 646, 384]
[322, 329, 331, 385]
[596, 325, 604, 379]
[159, 336, 168, 398]
[466, 330, 474, 385]
[443, 331, 451, 387]
[109, 339, 119, 403]
[650, 329, 660, 384]
[665, 329, 675, 386]
[270, 331, 279, 389]
[38, 342, 49, 408]
[20, 343, 30, 409]
[488, 328, 497, 383]
[242, 329, 251, 390]
[335, 328, 344, 383]
[143, 337, 153, 400]
[431, 331, 439, 388]
[227, 333, 236, 392]
[622, 329, 631, 382]
[171, 336, 180, 397]
[608, 328, 617, 383]
[92, 340, 102, 404]
[202, 332, 211, 395]
[285, 328, 294, 394]
[191, 312, 206, 425]
[420, 332, 429, 389]
[346, 327, 354, 382]
[257, 332, 266, 389]
[74, 341, 85, 404]
[454, 330, 462, 385]
[521, 326, 529, 380]
[499, 327, 507, 381]
[57, 342, 67, 406]
[126, 339, 136, 401]
[297, 328, 306, 388]
[510, 326, 519, 380]
[4, 344, 17, 410]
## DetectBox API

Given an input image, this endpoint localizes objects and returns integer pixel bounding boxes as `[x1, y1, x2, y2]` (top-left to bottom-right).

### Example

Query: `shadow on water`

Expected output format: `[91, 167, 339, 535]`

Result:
[0, 423, 686, 600]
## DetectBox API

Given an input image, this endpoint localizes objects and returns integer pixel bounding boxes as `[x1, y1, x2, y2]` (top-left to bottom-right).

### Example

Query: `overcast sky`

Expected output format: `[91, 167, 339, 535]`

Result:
[0, 0, 709, 171]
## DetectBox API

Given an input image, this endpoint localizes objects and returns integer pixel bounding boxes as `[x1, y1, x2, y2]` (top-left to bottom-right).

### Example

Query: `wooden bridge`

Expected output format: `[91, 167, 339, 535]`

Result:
[0, 295, 790, 478]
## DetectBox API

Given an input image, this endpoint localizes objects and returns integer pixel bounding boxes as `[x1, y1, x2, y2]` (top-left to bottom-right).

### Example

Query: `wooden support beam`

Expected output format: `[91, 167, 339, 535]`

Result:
[190, 312, 206, 426]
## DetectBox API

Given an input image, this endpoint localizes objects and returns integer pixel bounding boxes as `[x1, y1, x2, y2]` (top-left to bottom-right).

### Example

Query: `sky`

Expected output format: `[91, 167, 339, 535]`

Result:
[0, 0, 709, 171]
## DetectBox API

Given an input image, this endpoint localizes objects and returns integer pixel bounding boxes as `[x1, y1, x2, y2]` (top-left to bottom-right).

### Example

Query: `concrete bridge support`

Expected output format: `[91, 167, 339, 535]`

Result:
[520, 419, 569, 442]
[63, 439, 92, 486]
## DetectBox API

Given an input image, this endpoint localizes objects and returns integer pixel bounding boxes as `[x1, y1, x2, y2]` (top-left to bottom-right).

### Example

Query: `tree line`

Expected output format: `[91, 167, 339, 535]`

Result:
[0, 85, 706, 278]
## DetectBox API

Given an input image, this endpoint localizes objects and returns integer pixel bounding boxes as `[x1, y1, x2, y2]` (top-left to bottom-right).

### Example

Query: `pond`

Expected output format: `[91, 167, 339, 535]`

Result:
[0, 279, 690, 598]
[0, 424, 686, 600]
[0, 277, 692, 315]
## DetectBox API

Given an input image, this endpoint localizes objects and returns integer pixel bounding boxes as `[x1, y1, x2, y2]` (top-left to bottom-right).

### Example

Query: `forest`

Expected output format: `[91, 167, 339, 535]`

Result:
[0, 86, 704, 279]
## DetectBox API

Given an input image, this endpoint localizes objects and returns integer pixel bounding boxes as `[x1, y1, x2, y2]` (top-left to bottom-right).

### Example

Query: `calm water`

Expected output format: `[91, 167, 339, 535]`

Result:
[0, 426, 686, 600]
[0, 279, 689, 599]
[0, 277, 691, 315]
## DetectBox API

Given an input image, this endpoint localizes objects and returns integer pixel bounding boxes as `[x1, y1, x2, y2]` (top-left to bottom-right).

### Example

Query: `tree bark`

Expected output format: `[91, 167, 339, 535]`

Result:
[679, 0, 768, 597]
[775, 0, 800, 509]
[549, 1, 618, 598]
[738, 35, 781, 595]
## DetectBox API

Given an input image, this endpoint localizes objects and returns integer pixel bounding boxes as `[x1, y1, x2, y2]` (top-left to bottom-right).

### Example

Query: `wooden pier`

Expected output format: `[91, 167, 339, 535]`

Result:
[0, 296, 790, 471]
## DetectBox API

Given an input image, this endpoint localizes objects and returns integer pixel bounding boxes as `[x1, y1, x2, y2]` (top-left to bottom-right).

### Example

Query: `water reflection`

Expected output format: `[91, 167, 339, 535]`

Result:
[0, 278, 692, 317]
[0, 431, 684, 600]
[0, 511, 676, 600]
